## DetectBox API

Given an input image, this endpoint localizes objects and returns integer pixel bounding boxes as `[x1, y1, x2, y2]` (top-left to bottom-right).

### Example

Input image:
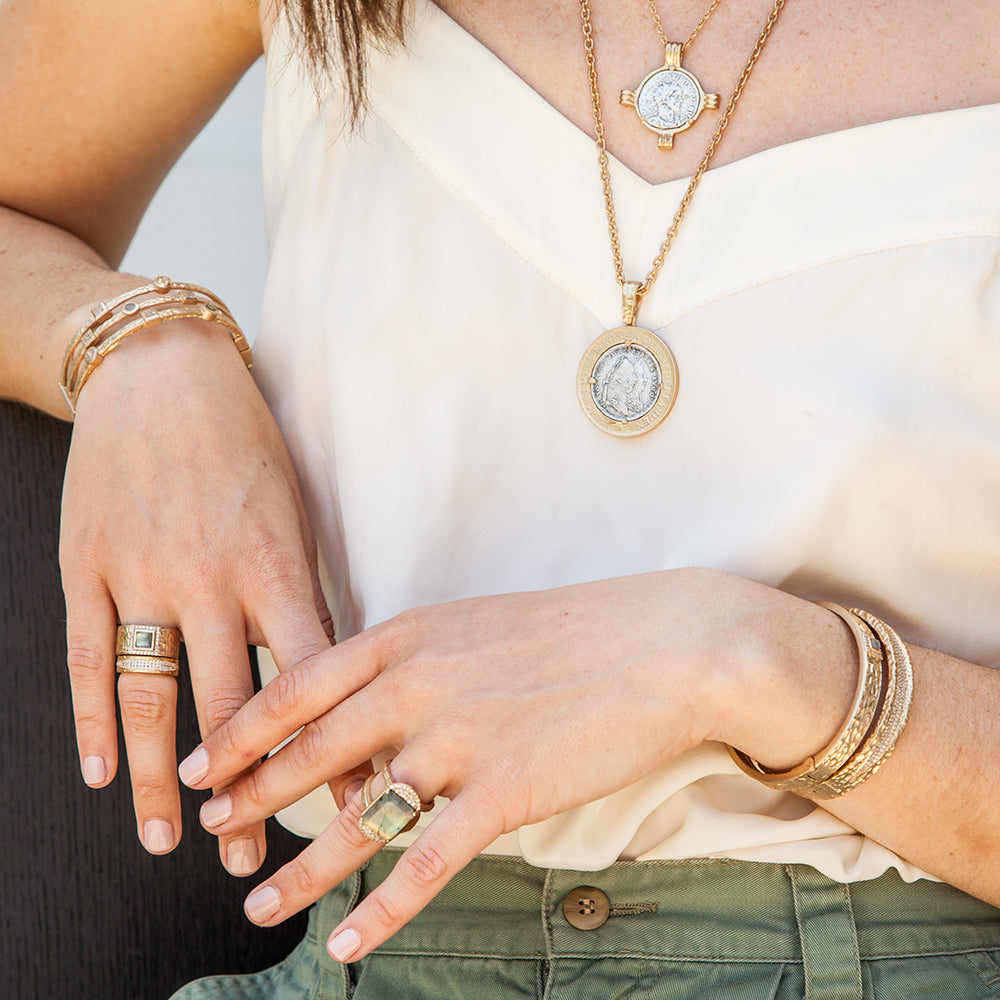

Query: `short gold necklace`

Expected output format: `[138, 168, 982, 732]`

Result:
[577, 0, 787, 436]
[621, 0, 723, 151]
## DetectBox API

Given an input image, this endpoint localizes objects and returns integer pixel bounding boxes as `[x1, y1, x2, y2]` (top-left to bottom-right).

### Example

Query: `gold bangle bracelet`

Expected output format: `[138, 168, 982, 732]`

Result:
[62, 292, 234, 394]
[58, 278, 252, 417]
[728, 602, 884, 795]
[820, 609, 914, 795]
[60, 277, 234, 386]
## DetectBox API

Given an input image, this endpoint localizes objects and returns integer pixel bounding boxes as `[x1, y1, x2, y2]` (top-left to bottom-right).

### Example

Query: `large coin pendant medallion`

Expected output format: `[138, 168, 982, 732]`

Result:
[620, 44, 719, 150]
[577, 327, 678, 436]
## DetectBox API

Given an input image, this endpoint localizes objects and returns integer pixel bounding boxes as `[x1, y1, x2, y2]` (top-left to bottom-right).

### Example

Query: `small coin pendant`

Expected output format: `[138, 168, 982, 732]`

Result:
[577, 327, 678, 436]
[620, 44, 720, 151]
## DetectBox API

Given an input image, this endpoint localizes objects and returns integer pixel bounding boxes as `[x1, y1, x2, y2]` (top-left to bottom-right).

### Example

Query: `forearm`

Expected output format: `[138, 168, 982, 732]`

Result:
[0, 204, 148, 417]
[722, 590, 1000, 905]
[822, 645, 1000, 903]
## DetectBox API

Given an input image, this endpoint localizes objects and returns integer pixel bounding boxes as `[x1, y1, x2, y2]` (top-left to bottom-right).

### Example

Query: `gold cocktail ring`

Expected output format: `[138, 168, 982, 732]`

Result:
[358, 762, 425, 845]
[116, 624, 182, 659]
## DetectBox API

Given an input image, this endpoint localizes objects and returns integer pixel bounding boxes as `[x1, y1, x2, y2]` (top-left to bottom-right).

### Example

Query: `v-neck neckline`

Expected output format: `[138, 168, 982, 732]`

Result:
[337, 0, 1000, 330]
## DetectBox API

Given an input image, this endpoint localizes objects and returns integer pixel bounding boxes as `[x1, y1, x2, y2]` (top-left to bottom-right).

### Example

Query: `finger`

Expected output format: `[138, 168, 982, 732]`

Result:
[329, 760, 374, 810]
[118, 671, 182, 854]
[63, 578, 119, 788]
[252, 577, 333, 672]
[238, 518, 333, 671]
[178, 636, 381, 790]
[195, 677, 398, 832]
[239, 787, 386, 928]
[182, 607, 267, 877]
[324, 788, 502, 962]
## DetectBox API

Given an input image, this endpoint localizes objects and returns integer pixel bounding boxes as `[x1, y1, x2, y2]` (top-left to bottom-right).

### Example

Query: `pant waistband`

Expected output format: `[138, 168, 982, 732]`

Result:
[315, 852, 1000, 965]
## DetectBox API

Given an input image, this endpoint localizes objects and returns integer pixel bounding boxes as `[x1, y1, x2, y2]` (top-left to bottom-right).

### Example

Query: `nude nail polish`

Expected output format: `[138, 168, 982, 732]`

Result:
[245, 885, 282, 924]
[328, 927, 362, 963]
[178, 746, 210, 786]
[226, 839, 260, 876]
[200, 792, 232, 829]
[143, 819, 175, 854]
[82, 755, 106, 786]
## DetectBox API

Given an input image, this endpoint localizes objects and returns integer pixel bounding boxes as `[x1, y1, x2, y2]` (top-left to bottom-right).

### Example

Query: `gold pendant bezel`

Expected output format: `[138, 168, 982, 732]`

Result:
[577, 326, 678, 437]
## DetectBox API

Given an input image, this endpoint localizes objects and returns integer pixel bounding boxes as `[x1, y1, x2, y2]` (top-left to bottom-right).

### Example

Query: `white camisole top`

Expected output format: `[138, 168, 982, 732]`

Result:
[254, 1, 1000, 884]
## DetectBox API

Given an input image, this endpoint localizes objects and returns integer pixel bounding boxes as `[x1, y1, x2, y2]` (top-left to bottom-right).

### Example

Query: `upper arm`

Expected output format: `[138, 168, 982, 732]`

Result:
[0, 0, 264, 266]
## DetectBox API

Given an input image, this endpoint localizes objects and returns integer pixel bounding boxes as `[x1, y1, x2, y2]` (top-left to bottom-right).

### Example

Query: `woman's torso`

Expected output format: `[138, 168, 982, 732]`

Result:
[253, 0, 1000, 880]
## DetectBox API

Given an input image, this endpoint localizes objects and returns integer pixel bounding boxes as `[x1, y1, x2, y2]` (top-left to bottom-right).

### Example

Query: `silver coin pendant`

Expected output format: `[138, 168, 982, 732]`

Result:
[577, 327, 678, 436]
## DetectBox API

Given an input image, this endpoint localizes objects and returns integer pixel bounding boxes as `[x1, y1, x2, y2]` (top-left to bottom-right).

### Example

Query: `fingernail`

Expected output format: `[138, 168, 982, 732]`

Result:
[200, 792, 232, 829]
[328, 927, 362, 963]
[178, 746, 210, 786]
[82, 755, 106, 786]
[245, 885, 282, 924]
[143, 819, 175, 854]
[226, 838, 260, 876]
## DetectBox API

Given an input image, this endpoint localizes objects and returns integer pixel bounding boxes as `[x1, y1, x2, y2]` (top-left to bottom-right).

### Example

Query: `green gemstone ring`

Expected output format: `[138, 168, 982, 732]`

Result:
[358, 762, 424, 844]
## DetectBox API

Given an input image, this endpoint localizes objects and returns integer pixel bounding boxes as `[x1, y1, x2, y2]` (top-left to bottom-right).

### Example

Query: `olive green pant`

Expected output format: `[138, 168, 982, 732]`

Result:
[173, 851, 1000, 999]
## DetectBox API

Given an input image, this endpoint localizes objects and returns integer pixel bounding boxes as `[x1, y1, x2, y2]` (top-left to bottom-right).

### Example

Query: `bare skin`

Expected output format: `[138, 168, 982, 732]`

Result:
[1, 0, 998, 965]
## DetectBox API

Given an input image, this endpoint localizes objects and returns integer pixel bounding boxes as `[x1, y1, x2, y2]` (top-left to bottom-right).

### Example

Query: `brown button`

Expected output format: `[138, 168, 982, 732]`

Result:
[563, 886, 610, 930]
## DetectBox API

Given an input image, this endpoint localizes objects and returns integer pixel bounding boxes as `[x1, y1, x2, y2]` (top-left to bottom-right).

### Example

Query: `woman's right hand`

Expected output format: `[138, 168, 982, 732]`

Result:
[59, 316, 335, 872]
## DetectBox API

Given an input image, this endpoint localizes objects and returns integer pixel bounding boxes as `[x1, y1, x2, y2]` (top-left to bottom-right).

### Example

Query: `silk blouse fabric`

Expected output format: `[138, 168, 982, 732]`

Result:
[253, 0, 1000, 884]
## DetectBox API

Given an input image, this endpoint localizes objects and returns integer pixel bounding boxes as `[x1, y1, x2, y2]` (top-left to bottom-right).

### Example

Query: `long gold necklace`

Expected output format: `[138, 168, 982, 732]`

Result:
[577, 0, 787, 437]
[621, 0, 723, 151]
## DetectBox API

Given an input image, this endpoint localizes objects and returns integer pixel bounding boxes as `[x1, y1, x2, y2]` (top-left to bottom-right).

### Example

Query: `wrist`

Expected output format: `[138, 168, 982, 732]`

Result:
[59, 277, 252, 418]
[708, 586, 858, 773]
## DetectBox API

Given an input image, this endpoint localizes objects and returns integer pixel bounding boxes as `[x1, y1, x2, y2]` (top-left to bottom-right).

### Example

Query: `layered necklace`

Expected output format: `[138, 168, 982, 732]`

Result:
[577, 0, 788, 436]
[620, 0, 723, 151]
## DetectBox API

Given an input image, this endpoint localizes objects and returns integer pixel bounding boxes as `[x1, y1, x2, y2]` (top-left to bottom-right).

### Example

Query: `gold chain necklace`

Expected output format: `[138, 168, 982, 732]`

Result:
[577, 0, 788, 436]
[621, 0, 725, 151]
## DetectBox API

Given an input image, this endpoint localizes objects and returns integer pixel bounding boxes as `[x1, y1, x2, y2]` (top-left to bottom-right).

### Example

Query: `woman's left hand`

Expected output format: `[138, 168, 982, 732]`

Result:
[177, 568, 855, 961]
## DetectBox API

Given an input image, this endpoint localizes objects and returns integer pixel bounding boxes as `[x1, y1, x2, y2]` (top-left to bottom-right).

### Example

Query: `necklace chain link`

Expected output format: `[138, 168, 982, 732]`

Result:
[581, 0, 788, 304]
[647, 0, 724, 52]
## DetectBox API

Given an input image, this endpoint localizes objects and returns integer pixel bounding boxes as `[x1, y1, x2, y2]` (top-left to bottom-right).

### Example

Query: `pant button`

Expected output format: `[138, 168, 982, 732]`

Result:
[563, 887, 610, 930]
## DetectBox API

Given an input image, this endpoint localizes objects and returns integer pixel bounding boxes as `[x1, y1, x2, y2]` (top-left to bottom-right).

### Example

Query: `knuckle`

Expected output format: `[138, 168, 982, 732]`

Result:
[285, 858, 323, 899]
[131, 774, 174, 803]
[245, 536, 307, 600]
[364, 890, 404, 933]
[73, 705, 114, 731]
[213, 718, 255, 767]
[288, 722, 328, 774]
[66, 644, 110, 685]
[118, 685, 173, 730]
[236, 765, 268, 812]
[398, 842, 448, 889]
[261, 668, 311, 721]
[200, 691, 250, 733]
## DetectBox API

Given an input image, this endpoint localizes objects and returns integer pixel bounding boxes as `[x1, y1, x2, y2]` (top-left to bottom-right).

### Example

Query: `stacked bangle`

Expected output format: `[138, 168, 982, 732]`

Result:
[728, 602, 914, 800]
[58, 276, 253, 417]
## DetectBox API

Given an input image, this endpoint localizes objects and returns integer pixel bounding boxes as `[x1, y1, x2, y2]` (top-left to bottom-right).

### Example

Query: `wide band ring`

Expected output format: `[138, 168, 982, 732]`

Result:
[116, 654, 180, 677]
[116, 624, 182, 659]
[358, 762, 425, 845]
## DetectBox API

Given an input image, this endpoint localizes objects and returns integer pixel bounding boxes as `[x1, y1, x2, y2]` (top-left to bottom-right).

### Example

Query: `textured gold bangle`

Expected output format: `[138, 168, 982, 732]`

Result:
[819, 609, 914, 796]
[60, 278, 233, 385]
[728, 602, 884, 795]
[58, 277, 252, 416]
[63, 292, 225, 395]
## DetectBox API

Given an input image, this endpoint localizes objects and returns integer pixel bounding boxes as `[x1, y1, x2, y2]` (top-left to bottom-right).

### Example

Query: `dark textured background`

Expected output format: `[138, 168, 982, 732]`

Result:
[0, 400, 308, 999]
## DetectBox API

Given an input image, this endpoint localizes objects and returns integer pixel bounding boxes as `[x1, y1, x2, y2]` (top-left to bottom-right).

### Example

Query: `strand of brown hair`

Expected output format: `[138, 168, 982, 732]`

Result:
[280, 0, 409, 120]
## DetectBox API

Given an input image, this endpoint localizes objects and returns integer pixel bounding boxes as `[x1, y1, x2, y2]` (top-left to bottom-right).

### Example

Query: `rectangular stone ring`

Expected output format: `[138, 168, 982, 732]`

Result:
[358, 764, 423, 844]
[116, 624, 182, 659]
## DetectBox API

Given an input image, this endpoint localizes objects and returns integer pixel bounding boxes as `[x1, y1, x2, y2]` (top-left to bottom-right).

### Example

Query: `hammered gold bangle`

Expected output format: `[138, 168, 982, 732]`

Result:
[728, 602, 884, 795]
[821, 608, 914, 795]
[729, 602, 915, 801]
[58, 277, 253, 417]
